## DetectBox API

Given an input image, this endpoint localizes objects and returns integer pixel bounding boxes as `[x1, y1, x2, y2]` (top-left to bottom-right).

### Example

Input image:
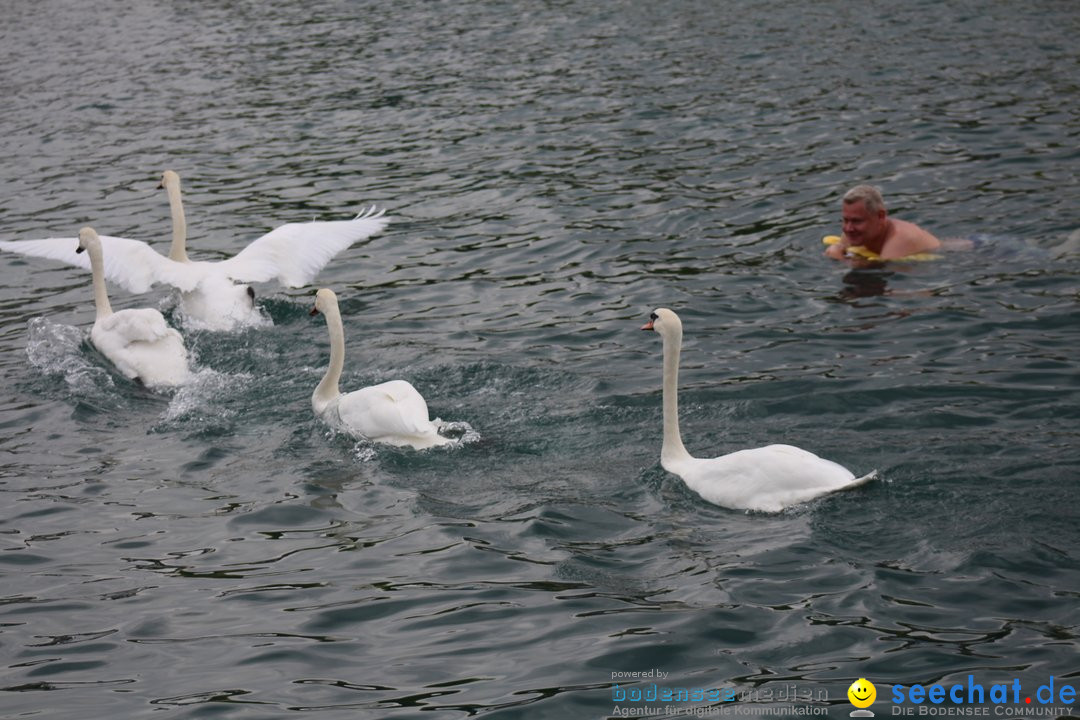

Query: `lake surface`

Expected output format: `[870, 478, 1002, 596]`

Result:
[1, 1, 1078, 719]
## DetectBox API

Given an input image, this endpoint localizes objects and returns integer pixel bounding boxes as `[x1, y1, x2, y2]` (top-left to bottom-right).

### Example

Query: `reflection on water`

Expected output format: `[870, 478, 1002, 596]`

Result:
[840, 267, 894, 298]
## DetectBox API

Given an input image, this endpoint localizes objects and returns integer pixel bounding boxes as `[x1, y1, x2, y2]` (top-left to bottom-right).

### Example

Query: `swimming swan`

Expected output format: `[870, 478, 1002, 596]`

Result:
[0, 170, 391, 331]
[76, 227, 190, 388]
[310, 288, 450, 449]
[643, 308, 875, 512]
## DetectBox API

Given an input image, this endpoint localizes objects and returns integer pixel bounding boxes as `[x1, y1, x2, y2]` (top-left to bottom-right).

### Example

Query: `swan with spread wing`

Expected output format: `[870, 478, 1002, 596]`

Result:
[0, 171, 390, 331]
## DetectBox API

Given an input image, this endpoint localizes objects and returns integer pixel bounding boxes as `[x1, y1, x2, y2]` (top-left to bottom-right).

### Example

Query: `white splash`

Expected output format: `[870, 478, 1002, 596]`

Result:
[25, 316, 116, 394]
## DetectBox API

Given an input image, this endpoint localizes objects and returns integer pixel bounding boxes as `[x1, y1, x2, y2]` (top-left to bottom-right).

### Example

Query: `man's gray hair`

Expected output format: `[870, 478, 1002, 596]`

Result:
[843, 185, 886, 214]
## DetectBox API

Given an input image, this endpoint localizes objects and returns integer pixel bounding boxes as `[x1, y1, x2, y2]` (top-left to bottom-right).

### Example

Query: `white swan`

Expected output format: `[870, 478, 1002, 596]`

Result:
[0, 170, 391, 331]
[643, 308, 875, 512]
[76, 227, 190, 388]
[310, 288, 450, 449]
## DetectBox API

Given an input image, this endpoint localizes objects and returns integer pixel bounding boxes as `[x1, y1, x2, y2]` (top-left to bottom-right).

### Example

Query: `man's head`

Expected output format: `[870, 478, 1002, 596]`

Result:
[842, 185, 887, 246]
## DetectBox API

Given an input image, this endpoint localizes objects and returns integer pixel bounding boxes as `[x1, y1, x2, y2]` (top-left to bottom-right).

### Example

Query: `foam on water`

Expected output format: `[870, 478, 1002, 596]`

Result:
[25, 316, 117, 396]
[343, 419, 481, 463]
[24, 316, 262, 430]
[434, 418, 482, 446]
[158, 367, 254, 426]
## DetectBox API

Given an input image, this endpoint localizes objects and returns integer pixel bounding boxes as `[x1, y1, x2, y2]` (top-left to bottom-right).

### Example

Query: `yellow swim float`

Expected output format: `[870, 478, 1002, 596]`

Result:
[822, 235, 941, 262]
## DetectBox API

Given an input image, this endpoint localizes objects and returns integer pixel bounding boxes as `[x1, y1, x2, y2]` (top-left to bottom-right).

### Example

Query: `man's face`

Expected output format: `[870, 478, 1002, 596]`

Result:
[842, 199, 885, 246]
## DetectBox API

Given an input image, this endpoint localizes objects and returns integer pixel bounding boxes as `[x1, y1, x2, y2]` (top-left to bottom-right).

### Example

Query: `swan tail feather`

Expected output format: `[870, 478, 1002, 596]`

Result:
[353, 206, 387, 221]
[846, 470, 879, 488]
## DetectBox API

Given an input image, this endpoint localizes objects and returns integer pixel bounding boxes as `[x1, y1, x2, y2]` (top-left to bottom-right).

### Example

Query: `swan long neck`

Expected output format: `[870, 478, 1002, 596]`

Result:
[661, 325, 692, 465]
[315, 303, 345, 405]
[87, 243, 113, 319]
[165, 179, 189, 263]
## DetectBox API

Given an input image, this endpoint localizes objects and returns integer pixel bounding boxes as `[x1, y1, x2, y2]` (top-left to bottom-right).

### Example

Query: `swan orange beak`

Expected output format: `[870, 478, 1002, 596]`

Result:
[641, 320, 654, 331]
[309, 308, 320, 317]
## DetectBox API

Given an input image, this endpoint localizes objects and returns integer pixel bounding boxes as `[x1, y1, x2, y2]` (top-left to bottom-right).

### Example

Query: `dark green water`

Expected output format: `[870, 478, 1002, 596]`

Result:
[1, 1, 1078, 719]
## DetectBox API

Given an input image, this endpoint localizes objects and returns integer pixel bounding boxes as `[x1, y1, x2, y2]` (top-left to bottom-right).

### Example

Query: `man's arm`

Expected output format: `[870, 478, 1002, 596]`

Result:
[824, 235, 852, 259]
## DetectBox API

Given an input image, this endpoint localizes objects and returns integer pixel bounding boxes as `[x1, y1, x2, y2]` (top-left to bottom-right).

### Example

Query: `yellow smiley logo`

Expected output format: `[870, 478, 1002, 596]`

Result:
[848, 678, 876, 708]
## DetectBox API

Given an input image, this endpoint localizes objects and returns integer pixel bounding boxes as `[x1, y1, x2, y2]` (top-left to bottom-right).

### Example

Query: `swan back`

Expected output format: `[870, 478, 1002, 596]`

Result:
[336, 380, 449, 448]
[78, 227, 189, 388]
[91, 309, 190, 387]
[674, 445, 872, 513]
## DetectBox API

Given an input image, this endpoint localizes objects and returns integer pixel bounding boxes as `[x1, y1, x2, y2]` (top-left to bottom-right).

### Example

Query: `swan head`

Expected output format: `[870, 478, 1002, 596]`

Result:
[158, 169, 180, 190]
[641, 307, 682, 340]
[310, 287, 339, 317]
[76, 226, 101, 255]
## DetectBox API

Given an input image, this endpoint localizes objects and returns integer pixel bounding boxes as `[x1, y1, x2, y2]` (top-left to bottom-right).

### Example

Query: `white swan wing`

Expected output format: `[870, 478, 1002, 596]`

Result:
[680, 444, 866, 512]
[337, 380, 436, 441]
[219, 208, 391, 287]
[0, 236, 202, 293]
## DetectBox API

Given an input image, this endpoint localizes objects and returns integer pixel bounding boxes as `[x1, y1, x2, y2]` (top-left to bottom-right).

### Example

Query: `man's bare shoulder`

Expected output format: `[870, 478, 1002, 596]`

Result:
[884, 219, 941, 258]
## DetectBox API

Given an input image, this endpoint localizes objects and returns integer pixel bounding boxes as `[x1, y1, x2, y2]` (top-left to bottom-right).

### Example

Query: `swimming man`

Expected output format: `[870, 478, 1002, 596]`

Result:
[825, 185, 941, 261]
